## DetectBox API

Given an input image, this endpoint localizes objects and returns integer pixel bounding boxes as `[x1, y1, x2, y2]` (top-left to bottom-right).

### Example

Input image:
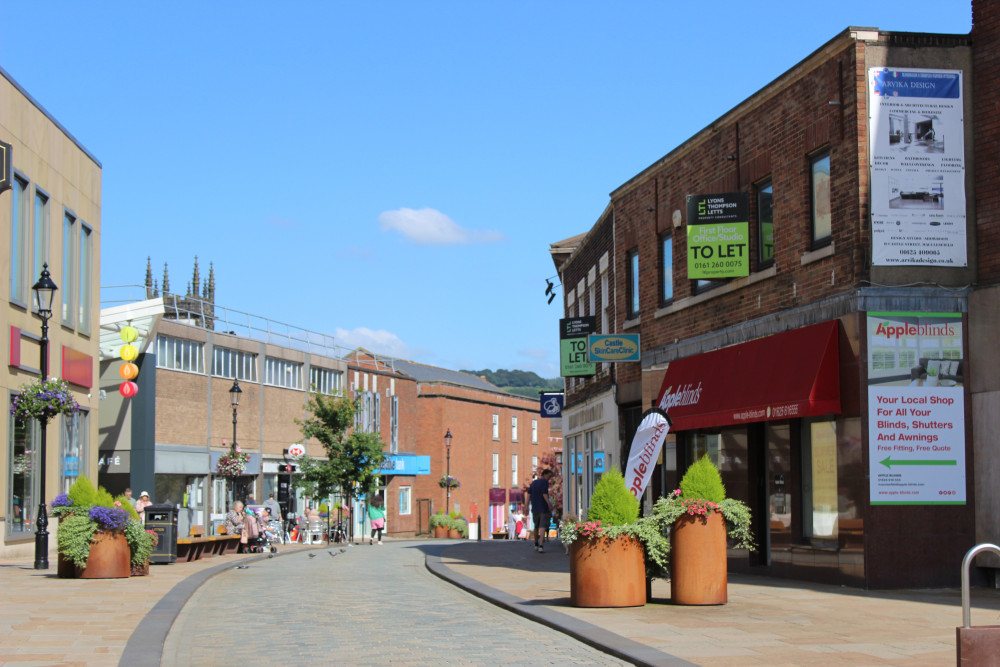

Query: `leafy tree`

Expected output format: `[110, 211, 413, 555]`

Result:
[293, 393, 386, 514]
[522, 449, 563, 515]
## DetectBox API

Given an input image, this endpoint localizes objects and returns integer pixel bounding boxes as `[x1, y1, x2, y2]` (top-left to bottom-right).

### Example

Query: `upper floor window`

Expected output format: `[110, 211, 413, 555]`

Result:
[309, 366, 342, 395]
[511, 416, 518, 441]
[61, 211, 77, 326]
[660, 234, 674, 304]
[213, 347, 258, 381]
[512, 454, 519, 487]
[627, 249, 639, 318]
[531, 419, 538, 444]
[77, 223, 93, 334]
[156, 335, 205, 373]
[810, 151, 831, 247]
[756, 179, 774, 267]
[492, 414, 499, 440]
[492, 452, 500, 486]
[9, 175, 30, 304]
[33, 190, 49, 300]
[264, 357, 303, 389]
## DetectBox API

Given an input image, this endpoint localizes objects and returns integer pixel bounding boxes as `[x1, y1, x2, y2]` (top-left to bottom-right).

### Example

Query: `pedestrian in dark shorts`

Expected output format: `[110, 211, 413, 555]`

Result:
[528, 469, 554, 553]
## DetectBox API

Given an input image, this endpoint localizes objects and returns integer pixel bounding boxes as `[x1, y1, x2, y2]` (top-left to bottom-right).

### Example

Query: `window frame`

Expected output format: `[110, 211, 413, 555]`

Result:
[155, 334, 205, 373]
[809, 149, 832, 249]
[213, 347, 259, 382]
[77, 222, 93, 334]
[492, 452, 500, 486]
[511, 416, 518, 442]
[512, 454, 518, 488]
[61, 210, 77, 327]
[308, 366, 342, 395]
[756, 178, 774, 269]
[626, 248, 640, 319]
[659, 233, 674, 306]
[264, 356, 303, 389]
[398, 486, 411, 515]
[492, 414, 499, 440]
[32, 188, 50, 302]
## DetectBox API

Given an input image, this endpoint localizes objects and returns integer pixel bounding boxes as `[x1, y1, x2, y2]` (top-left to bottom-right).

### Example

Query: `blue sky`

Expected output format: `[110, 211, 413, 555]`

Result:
[1, 2, 972, 378]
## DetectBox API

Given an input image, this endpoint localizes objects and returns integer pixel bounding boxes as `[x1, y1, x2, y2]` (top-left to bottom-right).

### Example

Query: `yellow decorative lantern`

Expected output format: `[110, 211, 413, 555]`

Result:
[119, 344, 138, 362]
[119, 326, 139, 343]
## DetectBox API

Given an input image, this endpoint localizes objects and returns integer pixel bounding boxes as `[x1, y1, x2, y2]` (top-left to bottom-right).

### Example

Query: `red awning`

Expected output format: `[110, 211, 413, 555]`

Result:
[655, 320, 841, 431]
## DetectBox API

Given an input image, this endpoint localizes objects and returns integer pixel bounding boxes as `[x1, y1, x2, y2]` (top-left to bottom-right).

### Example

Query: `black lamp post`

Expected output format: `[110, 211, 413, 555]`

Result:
[229, 379, 242, 502]
[444, 428, 453, 515]
[32, 263, 57, 570]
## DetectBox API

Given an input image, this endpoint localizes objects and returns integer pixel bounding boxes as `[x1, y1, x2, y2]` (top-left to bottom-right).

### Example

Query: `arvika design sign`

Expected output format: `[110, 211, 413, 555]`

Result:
[587, 334, 640, 362]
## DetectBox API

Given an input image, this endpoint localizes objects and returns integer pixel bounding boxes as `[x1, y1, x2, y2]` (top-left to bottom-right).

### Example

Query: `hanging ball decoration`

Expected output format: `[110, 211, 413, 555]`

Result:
[119, 362, 139, 380]
[119, 326, 139, 343]
[119, 344, 138, 362]
[119, 381, 139, 398]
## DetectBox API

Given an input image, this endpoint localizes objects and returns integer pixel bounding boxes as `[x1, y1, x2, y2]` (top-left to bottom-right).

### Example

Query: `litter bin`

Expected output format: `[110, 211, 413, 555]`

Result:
[145, 504, 178, 564]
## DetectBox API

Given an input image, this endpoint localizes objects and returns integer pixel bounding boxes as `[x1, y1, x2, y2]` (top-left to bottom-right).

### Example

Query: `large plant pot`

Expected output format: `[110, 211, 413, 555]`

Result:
[447, 528, 462, 539]
[433, 525, 448, 538]
[569, 535, 645, 608]
[671, 511, 727, 605]
[78, 530, 131, 579]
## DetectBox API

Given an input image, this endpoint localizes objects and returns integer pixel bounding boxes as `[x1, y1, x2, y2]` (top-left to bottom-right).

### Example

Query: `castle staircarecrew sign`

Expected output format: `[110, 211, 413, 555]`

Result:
[686, 193, 750, 279]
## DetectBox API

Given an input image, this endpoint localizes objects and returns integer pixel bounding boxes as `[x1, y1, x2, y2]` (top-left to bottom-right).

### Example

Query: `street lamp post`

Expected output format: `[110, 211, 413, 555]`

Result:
[32, 264, 58, 570]
[444, 429, 453, 515]
[229, 379, 242, 502]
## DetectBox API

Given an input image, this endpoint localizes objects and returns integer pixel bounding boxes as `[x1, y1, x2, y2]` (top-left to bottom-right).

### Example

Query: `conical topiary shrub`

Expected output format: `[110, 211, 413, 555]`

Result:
[587, 468, 639, 526]
[679, 454, 725, 502]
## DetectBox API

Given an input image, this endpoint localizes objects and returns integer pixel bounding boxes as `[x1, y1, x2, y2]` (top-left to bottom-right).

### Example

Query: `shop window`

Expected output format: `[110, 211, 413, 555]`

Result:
[627, 248, 639, 318]
[660, 234, 674, 305]
[810, 150, 832, 248]
[756, 179, 774, 267]
[8, 407, 39, 537]
[801, 418, 838, 545]
[59, 410, 89, 495]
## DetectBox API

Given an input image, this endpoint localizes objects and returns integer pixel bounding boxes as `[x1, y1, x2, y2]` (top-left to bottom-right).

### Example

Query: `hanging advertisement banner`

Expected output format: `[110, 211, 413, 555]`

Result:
[539, 392, 564, 418]
[866, 311, 965, 505]
[868, 68, 966, 267]
[686, 193, 750, 279]
[559, 317, 596, 377]
[624, 408, 671, 498]
[587, 334, 640, 362]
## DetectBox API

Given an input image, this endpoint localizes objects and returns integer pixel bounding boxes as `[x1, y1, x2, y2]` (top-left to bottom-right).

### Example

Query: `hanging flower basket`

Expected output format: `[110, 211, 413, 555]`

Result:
[9, 378, 81, 424]
[438, 475, 460, 489]
[216, 447, 250, 477]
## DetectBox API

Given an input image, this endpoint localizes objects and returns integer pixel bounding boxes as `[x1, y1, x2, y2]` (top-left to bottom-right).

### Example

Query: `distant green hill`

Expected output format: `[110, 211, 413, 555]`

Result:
[462, 369, 562, 398]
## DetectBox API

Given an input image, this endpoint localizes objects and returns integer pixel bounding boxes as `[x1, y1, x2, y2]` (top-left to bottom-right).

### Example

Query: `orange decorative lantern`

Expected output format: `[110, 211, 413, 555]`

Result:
[119, 362, 139, 380]
[119, 381, 139, 398]
[119, 344, 138, 362]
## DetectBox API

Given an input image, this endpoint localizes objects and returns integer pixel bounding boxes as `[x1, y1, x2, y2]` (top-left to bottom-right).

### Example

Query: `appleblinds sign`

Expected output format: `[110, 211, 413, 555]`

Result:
[625, 407, 671, 498]
[560, 317, 596, 377]
[868, 68, 966, 267]
[686, 193, 750, 279]
[867, 312, 965, 505]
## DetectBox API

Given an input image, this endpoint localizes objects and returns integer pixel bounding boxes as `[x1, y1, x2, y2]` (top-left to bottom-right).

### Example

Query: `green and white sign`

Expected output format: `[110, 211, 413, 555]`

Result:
[560, 317, 596, 377]
[686, 193, 750, 279]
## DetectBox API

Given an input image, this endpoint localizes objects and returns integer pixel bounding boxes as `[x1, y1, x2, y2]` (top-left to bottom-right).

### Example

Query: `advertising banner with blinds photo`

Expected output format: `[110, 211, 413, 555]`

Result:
[868, 68, 966, 266]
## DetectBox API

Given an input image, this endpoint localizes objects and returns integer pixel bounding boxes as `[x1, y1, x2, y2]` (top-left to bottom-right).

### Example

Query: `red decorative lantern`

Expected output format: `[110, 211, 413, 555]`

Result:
[119, 381, 139, 398]
[119, 362, 139, 380]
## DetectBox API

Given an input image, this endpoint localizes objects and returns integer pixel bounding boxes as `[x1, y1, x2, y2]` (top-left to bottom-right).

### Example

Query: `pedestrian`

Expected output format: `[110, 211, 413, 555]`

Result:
[225, 500, 245, 536]
[528, 469, 554, 553]
[263, 492, 282, 521]
[507, 509, 519, 540]
[368, 497, 386, 545]
[135, 491, 153, 522]
[124, 488, 136, 508]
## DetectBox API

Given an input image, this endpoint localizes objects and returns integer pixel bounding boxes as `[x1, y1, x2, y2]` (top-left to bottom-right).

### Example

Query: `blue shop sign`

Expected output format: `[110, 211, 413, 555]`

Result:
[379, 454, 431, 476]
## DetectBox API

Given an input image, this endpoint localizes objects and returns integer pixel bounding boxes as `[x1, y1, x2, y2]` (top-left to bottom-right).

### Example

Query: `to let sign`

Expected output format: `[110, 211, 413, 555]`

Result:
[560, 317, 596, 377]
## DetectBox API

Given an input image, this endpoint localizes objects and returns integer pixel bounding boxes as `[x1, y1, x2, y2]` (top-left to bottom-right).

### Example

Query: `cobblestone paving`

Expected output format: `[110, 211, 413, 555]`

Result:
[162, 541, 629, 666]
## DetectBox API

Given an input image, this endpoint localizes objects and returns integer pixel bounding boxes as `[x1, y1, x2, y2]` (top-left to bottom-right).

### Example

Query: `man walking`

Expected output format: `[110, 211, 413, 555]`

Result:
[528, 469, 554, 553]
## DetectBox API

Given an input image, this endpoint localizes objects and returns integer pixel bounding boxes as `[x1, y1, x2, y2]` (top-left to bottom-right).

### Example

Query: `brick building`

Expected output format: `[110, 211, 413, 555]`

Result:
[2, 66, 102, 561]
[553, 9, 994, 588]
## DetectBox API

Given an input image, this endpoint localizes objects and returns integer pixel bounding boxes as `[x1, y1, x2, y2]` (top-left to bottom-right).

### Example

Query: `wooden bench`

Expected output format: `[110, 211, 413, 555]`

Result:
[176, 525, 242, 562]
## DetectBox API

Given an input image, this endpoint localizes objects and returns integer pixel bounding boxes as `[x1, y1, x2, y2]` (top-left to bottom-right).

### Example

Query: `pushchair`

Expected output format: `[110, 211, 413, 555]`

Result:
[242, 511, 277, 554]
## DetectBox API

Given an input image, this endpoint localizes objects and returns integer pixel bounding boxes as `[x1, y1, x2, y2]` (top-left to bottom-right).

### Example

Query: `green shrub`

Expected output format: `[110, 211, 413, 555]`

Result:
[115, 495, 140, 521]
[680, 455, 726, 502]
[429, 511, 449, 528]
[587, 469, 639, 526]
[68, 476, 99, 507]
[57, 513, 98, 568]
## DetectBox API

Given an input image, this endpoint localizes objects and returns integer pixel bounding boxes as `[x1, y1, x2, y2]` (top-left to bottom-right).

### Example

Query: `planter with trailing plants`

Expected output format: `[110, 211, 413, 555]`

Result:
[447, 512, 468, 539]
[655, 455, 754, 605]
[561, 469, 648, 608]
[52, 477, 157, 579]
[429, 511, 450, 538]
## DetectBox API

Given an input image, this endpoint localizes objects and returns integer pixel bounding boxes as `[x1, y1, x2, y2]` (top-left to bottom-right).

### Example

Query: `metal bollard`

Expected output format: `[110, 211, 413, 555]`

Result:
[957, 543, 1000, 666]
[477, 516, 482, 542]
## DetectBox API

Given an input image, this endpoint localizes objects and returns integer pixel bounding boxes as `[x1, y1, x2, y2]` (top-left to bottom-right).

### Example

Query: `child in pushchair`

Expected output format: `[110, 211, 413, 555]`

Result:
[242, 508, 277, 554]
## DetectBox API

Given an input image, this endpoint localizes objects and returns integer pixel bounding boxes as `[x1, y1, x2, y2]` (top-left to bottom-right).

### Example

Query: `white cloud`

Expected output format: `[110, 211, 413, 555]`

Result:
[334, 327, 412, 358]
[378, 207, 505, 245]
[518, 347, 550, 360]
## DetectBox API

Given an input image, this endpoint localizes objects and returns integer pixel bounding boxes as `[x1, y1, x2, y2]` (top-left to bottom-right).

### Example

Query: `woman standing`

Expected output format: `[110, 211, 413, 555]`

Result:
[135, 491, 153, 523]
[368, 497, 386, 545]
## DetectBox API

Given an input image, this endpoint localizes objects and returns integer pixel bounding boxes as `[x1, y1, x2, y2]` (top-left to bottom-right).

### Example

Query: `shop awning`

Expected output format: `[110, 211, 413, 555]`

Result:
[655, 320, 841, 431]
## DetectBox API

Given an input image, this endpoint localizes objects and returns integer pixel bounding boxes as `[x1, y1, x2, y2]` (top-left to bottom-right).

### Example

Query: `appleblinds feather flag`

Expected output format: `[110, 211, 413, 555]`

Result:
[625, 407, 671, 498]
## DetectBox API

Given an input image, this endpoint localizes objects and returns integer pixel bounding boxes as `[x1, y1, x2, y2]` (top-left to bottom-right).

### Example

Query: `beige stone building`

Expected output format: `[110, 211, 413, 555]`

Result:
[1, 65, 102, 560]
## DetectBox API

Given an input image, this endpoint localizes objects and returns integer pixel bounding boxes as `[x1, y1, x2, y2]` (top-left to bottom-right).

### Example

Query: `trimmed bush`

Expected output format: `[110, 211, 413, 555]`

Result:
[587, 469, 639, 526]
[679, 455, 726, 503]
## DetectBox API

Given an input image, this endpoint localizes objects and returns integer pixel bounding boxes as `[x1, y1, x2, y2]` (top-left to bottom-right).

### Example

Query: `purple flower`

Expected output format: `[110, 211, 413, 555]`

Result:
[51, 494, 72, 508]
[89, 505, 129, 531]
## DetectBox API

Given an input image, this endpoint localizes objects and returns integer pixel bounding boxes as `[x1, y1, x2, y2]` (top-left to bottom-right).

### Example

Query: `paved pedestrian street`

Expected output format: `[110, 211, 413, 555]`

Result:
[160, 541, 630, 666]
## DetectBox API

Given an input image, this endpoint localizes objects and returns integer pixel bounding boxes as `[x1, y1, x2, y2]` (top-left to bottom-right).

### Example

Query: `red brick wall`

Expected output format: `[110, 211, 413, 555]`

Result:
[974, 0, 1000, 284]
